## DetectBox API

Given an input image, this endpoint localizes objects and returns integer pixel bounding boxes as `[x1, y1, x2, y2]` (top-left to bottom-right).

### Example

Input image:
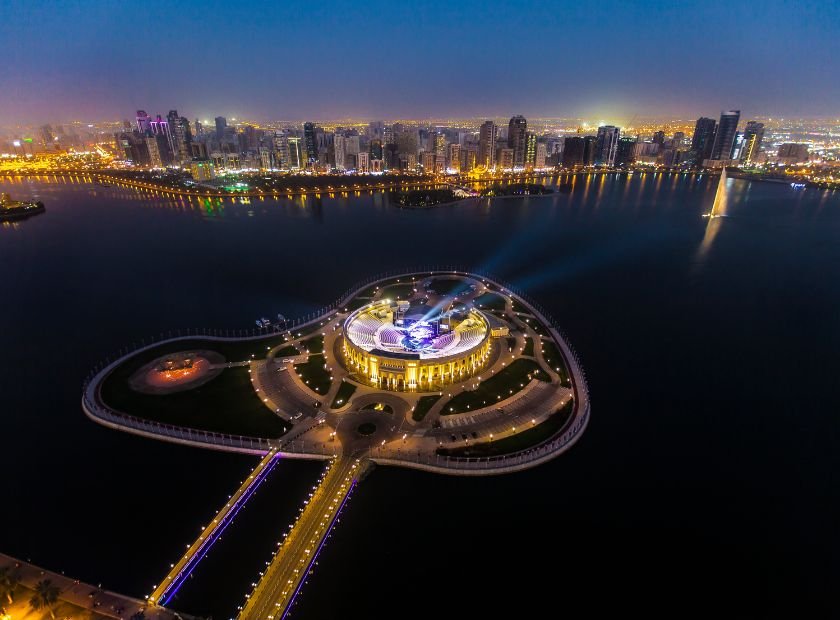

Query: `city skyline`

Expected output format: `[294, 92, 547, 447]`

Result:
[2, 0, 839, 124]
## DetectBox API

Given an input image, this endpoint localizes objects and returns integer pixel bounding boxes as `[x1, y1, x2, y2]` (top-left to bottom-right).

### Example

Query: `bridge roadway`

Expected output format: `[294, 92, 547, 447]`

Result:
[237, 455, 362, 620]
[150, 449, 280, 606]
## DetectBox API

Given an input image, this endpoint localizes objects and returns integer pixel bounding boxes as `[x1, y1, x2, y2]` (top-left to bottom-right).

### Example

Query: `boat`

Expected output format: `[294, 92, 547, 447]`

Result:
[0, 192, 45, 221]
[790, 182, 806, 190]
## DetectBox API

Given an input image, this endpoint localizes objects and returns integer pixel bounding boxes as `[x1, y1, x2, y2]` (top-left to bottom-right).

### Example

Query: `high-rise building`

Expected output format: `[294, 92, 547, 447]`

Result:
[145, 135, 163, 168]
[673, 131, 685, 147]
[562, 137, 585, 168]
[498, 147, 514, 171]
[652, 131, 666, 145]
[369, 139, 383, 161]
[448, 143, 461, 172]
[167, 110, 192, 163]
[421, 150, 436, 174]
[215, 116, 227, 140]
[615, 137, 637, 167]
[690, 117, 717, 163]
[525, 132, 537, 168]
[287, 137, 303, 170]
[535, 143, 547, 169]
[135, 110, 152, 135]
[478, 121, 497, 169]
[357, 151, 370, 173]
[595, 126, 620, 166]
[583, 136, 599, 166]
[741, 121, 765, 164]
[334, 134, 346, 171]
[434, 132, 447, 157]
[507, 115, 527, 168]
[303, 122, 318, 166]
[710, 110, 740, 160]
[777, 143, 809, 164]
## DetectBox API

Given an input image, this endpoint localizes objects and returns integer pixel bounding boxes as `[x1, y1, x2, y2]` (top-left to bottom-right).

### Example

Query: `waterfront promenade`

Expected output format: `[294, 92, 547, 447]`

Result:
[0, 553, 192, 620]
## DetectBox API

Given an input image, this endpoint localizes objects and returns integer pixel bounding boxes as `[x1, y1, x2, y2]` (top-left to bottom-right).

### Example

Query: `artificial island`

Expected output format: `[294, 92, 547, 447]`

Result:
[82, 270, 589, 618]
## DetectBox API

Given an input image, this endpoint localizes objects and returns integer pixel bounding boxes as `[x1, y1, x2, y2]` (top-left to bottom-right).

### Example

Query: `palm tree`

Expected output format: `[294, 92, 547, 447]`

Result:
[0, 566, 19, 605]
[29, 579, 60, 619]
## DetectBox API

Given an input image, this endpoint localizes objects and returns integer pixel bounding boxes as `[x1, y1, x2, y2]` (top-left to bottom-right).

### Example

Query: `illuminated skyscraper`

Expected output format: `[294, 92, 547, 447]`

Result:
[525, 132, 537, 168]
[741, 121, 765, 164]
[710, 110, 740, 160]
[334, 134, 347, 171]
[136, 110, 152, 135]
[448, 143, 461, 172]
[691, 117, 717, 163]
[287, 137, 303, 170]
[595, 125, 620, 166]
[478, 121, 497, 169]
[535, 142, 547, 169]
[304, 122, 318, 166]
[508, 115, 527, 168]
[434, 132, 447, 157]
[615, 137, 637, 167]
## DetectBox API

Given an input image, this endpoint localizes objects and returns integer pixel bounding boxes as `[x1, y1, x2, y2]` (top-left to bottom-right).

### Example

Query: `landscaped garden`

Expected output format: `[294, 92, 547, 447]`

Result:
[442, 358, 547, 414]
[437, 399, 574, 457]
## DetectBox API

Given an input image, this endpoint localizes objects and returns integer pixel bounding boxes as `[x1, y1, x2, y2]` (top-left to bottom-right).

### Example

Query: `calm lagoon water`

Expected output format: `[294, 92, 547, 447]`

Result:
[1, 173, 838, 618]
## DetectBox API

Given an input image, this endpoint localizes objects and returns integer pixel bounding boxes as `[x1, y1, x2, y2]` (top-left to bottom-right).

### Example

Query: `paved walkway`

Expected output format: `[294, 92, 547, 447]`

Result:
[0, 553, 193, 620]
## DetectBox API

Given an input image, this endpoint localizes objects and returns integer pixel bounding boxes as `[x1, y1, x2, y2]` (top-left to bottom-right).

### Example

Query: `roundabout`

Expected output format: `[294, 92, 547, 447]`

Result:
[83, 270, 589, 475]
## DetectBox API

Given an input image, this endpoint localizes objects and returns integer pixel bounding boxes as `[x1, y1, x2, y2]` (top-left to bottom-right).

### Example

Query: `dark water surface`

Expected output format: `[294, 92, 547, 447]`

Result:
[1, 173, 838, 618]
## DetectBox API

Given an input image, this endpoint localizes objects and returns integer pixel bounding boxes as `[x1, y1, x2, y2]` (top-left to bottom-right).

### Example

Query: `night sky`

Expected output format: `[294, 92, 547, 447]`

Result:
[1, 0, 838, 123]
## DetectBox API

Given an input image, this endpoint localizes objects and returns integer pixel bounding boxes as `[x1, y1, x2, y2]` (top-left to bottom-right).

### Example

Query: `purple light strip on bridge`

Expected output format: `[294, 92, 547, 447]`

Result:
[280, 478, 358, 620]
[160, 454, 281, 606]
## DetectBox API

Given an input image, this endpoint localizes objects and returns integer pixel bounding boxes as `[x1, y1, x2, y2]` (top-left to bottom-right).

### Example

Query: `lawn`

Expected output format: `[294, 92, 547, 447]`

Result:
[441, 358, 545, 414]
[540, 338, 571, 386]
[523, 337, 535, 357]
[427, 277, 470, 296]
[473, 292, 507, 311]
[380, 283, 416, 301]
[412, 395, 441, 421]
[331, 380, 357, 408]
[273, 344, 300, 357]
[437, 399, 575, 457]
[100, 366, 288, 437]
[294, 353, 332, 395]
[300, 334, 325, 354]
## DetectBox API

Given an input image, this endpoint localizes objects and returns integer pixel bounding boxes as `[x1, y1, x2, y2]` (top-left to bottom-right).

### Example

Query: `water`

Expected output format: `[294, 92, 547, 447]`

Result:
[1, 173, 838, 618]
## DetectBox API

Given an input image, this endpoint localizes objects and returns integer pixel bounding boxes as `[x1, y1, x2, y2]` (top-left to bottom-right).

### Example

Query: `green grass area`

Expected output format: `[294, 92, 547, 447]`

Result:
[506, 337, 516, 351]
[380, 283, 416, 301]
[523, 337, 535, 357]
[540, 338, 571, 386]
[437, 399, 575, 457]
[427, 277, 470, 296]
[331, 380, 357, 408]
[273, 344, 300, 357]
[473, 292, 507, 311]
[442, 358, 546, 414]
[100, 366, 288, 437]
[360, 402, 394, 414]
[343, 296, 376, 312]
[289, 319, 332, 339]
[412, 395, 441, 421]
[300, 334, 324, 354]
[294, 353, 332, 395]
